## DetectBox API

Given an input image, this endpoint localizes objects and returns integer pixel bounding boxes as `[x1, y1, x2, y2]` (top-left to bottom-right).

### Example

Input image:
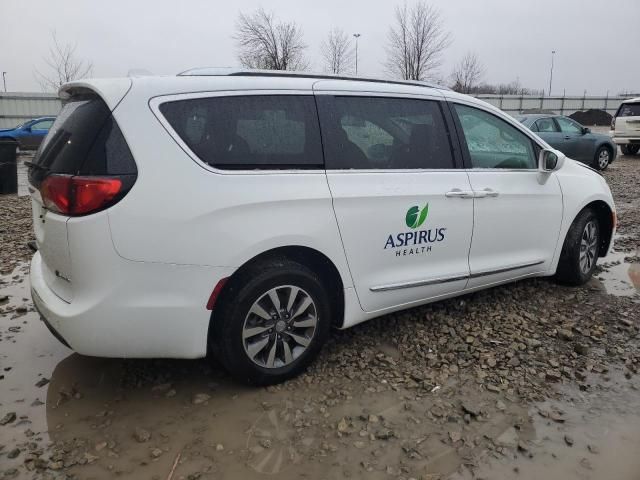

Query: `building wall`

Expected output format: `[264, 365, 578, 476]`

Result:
[0, 92, 62, 129]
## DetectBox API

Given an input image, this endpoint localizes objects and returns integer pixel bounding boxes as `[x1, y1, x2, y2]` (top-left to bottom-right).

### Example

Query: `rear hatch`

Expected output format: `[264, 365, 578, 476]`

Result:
[28, 91, 137, 302]
[614, 101, 640, 138]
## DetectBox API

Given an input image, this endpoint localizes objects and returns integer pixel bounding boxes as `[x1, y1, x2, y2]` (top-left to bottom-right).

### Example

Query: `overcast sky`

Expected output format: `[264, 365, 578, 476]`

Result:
[1, 0, 638, 95]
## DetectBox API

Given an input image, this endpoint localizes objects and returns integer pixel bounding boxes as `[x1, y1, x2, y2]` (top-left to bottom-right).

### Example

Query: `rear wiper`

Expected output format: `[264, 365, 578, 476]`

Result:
[23, 161, 49, 172]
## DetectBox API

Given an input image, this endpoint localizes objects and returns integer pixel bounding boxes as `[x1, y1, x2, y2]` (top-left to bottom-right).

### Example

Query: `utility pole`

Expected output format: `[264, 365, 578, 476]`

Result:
[353, 33, 361, 75]
[2, 72, 6, 93]
[548, 50, 555, 96]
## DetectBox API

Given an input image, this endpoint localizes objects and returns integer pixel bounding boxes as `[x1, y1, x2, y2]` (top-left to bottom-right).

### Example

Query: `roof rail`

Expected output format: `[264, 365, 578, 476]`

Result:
[178, 67, 448, 90]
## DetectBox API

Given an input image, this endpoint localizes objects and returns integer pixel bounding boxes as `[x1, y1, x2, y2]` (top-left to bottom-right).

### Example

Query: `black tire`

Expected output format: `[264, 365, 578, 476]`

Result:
[210, 257, 331, 385]
[593, 145, 612, 170]
[621, 144, 640, 156]
[555, 208, 600, 286]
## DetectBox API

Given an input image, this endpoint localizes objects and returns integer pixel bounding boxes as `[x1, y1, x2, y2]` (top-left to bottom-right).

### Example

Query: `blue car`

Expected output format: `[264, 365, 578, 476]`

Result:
[0, 117, 56, 150]
[516, 114, 617, 170]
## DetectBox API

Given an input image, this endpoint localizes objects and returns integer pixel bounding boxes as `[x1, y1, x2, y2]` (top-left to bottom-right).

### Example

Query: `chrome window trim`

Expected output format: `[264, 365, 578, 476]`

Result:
[369, 259, 545, 292]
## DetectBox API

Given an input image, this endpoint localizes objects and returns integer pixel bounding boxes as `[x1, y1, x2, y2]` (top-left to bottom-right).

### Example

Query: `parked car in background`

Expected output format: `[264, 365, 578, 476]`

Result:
[611, 97, 640, 156]
[28, 70, 616, 385]
[516, 114, 617, 170]
[0, 117, 56, 150]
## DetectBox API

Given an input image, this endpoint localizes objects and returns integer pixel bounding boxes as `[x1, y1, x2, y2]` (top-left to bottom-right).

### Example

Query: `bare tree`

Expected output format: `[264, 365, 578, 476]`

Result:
[385, 1, 451, 81]
[450, 51, 484, 93]
[321, 28, 354, 75]
[473, 79, 542, 96]
[235, 8, 308, 71]
[35, 32, 93, 92]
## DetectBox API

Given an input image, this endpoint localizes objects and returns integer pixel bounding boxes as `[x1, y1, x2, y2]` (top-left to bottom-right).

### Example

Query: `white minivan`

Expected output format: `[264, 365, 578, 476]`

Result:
[29, 69, 616, 384]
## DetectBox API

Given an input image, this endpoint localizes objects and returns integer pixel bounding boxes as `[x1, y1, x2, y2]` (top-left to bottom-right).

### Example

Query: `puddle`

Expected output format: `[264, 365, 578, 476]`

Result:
[0, 263, 70, 456]
[595, 250, 640, 297]
[2, 262, 640, 480]
[451, 369, 640, 480]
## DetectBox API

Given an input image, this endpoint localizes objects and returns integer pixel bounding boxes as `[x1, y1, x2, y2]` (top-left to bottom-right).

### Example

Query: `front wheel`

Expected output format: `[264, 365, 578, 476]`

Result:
[593, 146, 611, 170]
[555, 209, 600, 285]
[621, 144, 640, 156]
[210, 258, 331, 385]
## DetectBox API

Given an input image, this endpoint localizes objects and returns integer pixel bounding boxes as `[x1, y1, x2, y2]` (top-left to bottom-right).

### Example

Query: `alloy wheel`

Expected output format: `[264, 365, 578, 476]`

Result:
[597, 149, 610, 169]
[579, 220, 598, 274]
[242, 285, 318, 369]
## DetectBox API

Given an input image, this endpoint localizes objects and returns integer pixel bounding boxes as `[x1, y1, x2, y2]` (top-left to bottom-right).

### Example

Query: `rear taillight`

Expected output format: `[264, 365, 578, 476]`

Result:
[41, 174, 124, 216]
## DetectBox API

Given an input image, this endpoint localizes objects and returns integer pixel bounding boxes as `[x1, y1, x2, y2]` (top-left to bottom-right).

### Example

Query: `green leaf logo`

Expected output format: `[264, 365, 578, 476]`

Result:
[405, 203, 429, 229]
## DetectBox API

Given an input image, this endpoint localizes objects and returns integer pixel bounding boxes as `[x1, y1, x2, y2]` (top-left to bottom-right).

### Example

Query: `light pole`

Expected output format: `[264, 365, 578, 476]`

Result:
[548, 50, 556, 96]
[353, 33, 361, 75]
[2, 72, 6, 93]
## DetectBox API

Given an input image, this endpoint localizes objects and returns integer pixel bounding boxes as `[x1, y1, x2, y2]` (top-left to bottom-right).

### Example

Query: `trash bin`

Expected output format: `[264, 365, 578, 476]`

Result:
[0, 140, 18, 195]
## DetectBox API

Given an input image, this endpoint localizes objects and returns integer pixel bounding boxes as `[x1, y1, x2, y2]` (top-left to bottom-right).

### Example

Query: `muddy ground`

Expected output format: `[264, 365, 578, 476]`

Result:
[1, 151, 639, 480]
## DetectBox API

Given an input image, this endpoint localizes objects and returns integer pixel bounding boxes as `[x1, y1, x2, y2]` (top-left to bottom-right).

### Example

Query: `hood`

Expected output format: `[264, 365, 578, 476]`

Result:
[0, 128, 17, 135]
[575, 160, 602, 175]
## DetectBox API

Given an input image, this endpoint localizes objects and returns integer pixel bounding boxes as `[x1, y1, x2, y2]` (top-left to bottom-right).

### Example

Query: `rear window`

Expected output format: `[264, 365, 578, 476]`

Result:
[29, 95, 136, 186]
[159, 95, 323, 170]
[617, 102, 640, 117]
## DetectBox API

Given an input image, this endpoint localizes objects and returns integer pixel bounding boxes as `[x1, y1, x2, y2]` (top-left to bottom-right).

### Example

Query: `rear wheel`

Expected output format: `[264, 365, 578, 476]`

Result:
[621, 144, 640, 156]
[210, 258, 331, 385]
[593, 146, 611, 170]
[556, 209, 600, 285]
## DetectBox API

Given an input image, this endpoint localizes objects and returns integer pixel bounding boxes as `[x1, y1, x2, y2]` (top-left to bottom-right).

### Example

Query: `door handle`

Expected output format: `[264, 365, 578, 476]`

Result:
[564, 135, 571, 140]
[477, 188, 499, 198]
[445, 189, 474, 199]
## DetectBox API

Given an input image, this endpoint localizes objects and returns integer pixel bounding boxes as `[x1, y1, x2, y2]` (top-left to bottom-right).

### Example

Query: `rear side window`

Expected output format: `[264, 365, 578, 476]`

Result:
[159, 95, 323, 170]
[31, 119, 54, 131]
[29, 95, 136, 186]
[534, 118, 559, 133]
[317, 96, 454, 169]
[617, 102, 640, 117]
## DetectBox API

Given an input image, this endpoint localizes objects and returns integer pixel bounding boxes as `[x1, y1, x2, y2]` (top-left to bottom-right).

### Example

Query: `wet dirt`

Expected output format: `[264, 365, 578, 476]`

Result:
[595, 249, 640, 298]
[451, 369, 640, 480]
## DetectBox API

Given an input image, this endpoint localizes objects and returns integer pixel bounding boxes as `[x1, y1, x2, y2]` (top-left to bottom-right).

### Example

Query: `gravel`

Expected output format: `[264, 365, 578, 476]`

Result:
[0, 195, 34, 275]
[0, 153, 638, 479]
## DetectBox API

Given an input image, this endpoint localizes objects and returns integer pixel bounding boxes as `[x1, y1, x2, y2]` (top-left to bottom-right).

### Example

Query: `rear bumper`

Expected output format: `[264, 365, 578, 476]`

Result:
[612, 136, 640, 145]
[30, 251, 234, 358]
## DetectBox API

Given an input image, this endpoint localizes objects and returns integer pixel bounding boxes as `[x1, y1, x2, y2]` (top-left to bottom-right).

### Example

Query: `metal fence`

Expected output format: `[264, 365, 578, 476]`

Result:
[0, 92, 62, 129]
[0, 91, 634, 129]
[474, 94, 632, 117]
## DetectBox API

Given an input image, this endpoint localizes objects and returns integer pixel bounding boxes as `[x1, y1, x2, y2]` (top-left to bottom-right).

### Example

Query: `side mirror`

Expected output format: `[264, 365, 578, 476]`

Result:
[539, 149, 560, 172]
[23, 126, 32, 132]
[582, 127, 591, 134]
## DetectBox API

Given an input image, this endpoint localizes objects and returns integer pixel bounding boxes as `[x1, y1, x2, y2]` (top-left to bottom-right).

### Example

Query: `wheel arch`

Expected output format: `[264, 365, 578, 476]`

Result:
[596, 141, 615, 158]
[210, 245, 346, 330]
[579, 200, 615, 256]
